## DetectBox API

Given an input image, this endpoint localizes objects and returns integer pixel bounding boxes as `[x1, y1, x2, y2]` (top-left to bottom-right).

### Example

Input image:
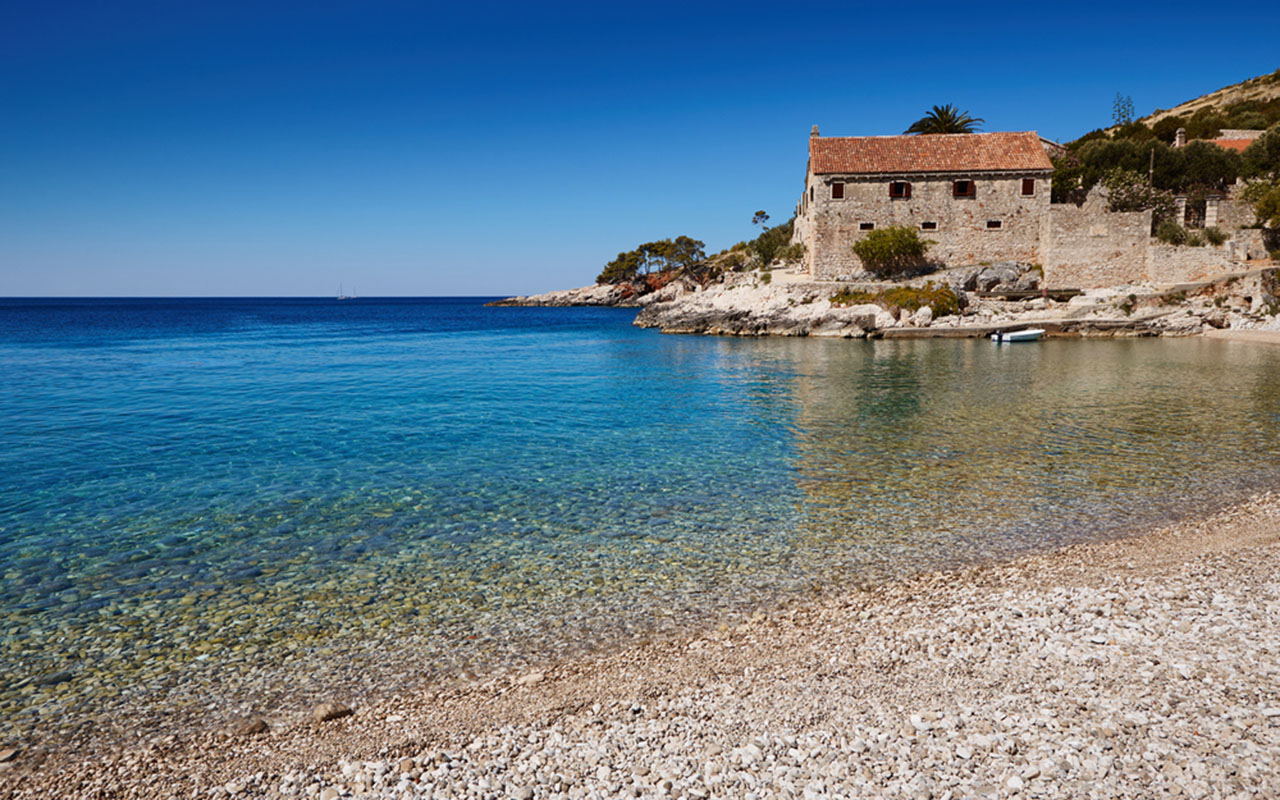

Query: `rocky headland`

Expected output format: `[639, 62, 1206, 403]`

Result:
[487, 283, 645, 308]
[494, 263, 1280, 340]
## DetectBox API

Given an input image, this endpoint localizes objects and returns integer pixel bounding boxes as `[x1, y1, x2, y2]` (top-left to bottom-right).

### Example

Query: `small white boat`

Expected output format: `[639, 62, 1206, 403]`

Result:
[991, 328, 1045, 343]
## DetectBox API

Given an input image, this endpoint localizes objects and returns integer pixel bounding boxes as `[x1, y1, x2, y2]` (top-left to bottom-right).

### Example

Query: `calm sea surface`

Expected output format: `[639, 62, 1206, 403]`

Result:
[3, 297, 1280, 747]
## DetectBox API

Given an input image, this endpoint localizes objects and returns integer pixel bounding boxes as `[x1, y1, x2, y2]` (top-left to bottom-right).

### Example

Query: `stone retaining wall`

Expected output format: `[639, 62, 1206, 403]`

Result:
[1147, 243, 1236, 284]
[1041, 196, 1150, 288]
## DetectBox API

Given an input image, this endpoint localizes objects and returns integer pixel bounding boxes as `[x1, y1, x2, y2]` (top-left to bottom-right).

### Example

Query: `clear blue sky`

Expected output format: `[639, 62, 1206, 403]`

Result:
[2, 0, 1277, 296]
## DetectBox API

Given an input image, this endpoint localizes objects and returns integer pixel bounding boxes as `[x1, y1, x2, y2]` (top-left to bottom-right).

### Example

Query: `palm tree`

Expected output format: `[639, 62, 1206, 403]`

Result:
[904, 105, 984, 135]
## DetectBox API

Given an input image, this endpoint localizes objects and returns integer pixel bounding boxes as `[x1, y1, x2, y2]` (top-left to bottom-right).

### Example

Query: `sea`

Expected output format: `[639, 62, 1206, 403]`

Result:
[2, 297, 1279, 749]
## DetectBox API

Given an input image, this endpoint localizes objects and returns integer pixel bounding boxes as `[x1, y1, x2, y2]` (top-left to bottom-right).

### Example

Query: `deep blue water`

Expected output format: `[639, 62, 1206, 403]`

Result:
[2, 297, 1280, 747]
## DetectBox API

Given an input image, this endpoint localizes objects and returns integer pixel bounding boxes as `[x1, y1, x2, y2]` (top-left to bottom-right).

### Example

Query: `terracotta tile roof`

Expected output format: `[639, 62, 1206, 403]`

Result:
[810, 131, 1054, 175]
[1210, 139, 1253, 153]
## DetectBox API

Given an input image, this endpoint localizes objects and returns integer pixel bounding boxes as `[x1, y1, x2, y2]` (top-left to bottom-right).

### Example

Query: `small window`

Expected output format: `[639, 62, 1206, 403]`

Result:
[809, 186, 814, 202]
[889, 181, 911, 199]
[986, 220, 1002, 229]
[953, 180, 975, 197]
[921, 221, 937, 231]
[859, 222, 875, 231]
[831, 182, 844, 199]
[1022, 178, 1036, 196]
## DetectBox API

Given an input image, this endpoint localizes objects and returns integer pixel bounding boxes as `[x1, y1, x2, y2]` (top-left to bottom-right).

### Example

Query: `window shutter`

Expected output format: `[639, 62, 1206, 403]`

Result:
[904, 182, 912, 199]
[832, 182, 844, 199]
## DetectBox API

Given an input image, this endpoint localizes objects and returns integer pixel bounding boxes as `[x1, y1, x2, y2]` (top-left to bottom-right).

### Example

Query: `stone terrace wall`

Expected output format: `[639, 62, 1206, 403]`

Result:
[1147, 243, 1236, 284]
[1228, 229, 1271, 262]
[806, 174, 1048, 280]
[1042, 197, 1150, 288]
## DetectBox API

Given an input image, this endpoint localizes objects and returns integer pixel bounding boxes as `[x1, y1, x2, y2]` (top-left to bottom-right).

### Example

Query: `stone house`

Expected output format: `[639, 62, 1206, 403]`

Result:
[794, 126, 1264, 287]
[795, 128, 1054, 279]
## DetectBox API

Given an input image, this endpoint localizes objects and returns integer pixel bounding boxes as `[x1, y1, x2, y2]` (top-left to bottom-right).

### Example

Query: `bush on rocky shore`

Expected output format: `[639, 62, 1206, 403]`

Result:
[831, 281, 961, 317]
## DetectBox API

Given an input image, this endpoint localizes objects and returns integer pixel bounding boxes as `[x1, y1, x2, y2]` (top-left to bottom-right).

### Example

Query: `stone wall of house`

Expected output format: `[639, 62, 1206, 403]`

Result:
[801, 173, 1049, 280]
[1146, 243, 1236, 284]
[795, 163, 1263, 288]
[1041, 195, 1151, 288]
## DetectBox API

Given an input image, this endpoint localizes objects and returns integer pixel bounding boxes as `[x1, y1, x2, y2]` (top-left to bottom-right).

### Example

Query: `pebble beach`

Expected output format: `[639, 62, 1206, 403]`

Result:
[4, 491, 1278, 799]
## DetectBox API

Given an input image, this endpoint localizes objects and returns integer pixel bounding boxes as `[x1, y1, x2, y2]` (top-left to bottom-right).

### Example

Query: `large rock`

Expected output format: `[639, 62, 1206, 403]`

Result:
[312, 701, 353, 723]
[223, 717, 269, 737]
[972, 262, 1040, 292]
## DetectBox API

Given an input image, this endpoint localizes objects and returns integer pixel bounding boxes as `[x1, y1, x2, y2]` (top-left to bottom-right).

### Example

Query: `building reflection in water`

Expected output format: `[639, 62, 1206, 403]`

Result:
[733, 336, 1280, 589]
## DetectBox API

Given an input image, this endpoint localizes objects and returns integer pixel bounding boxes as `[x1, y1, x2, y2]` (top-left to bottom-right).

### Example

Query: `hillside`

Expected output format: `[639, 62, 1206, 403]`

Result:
[1141, 69, 1280, 126]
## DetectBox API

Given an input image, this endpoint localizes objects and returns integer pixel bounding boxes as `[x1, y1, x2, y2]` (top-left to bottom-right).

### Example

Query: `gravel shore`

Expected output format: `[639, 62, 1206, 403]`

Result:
[4, 493, 1279, 799]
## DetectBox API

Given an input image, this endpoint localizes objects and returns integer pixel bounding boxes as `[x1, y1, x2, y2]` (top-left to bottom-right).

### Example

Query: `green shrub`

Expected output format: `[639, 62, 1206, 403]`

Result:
[1155, 220, 1188, 245]
[1229, 111, 1268, 131]
[829, 289, 878, 307]
[1152, 115, 1186, 144]
[596, 236, 706, 284]
[1241, 180, 1280, 226]
[1187, 231, 1206, 247]
[829, 282, 960, 317]
[1114, 121, 1154, 142]
[1271, 249, 1280, 261]
[880, 282, 961, 317]
[759, 270, 772, 285]
[1102, 168, 1177, 227]
[776, 242, 806, 262]
[747, 218, 796, 266]
[1203, 226, 1229, 246]
[851, 226, 935, 276]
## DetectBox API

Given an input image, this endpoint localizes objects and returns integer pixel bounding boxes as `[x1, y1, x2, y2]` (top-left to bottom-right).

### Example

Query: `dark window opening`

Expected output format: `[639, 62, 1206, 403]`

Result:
[1021, 178, 1036, 196]
[889, 181, 911, 199]
[921, 221, 938, 230]
[831, 182, 844, 199]
[953, 180, 975, 197]
[809, 186, 814, 203]
[986, 220, 1002, 229]
[859, 222, 875, 231]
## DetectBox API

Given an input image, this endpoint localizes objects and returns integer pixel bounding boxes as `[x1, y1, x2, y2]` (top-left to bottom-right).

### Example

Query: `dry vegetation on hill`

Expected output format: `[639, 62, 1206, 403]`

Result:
[1142, 69, 1280, 126]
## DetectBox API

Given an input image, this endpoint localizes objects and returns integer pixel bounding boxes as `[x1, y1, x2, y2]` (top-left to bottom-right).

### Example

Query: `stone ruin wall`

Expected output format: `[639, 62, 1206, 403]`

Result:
[1146, 243, 1237, 284]
[804, 174, 1048, 280]
[1040, 195, 1151, 288]
[1214, 195, 1256, 231]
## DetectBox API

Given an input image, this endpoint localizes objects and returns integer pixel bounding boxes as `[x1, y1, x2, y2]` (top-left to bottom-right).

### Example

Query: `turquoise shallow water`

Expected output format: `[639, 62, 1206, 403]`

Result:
[2, 297, 1280, 748]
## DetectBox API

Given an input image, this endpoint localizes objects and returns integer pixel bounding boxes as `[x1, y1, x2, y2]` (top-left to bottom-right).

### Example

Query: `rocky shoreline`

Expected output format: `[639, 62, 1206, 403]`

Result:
[486, 284, 644, 308]
[494, 265, 1280, 340]
[4, 492, 1280, 798]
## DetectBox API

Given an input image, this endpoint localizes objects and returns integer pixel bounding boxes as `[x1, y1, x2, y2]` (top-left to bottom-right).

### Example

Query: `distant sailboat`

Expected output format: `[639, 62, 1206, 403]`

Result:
[338, 283, 349, 301]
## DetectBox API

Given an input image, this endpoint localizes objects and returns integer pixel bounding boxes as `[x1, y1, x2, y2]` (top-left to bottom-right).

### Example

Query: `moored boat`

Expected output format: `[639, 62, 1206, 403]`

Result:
[991, 328, 1045, 343]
